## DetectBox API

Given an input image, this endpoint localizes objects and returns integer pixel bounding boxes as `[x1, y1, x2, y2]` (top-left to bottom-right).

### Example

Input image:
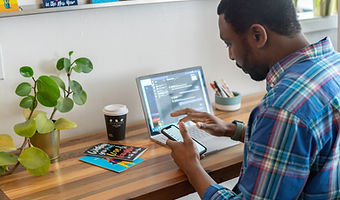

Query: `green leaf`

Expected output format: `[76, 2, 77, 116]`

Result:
[73, 90, 87, 105]
[15, 82, 32, 97]
[70, 80, 83, 94]
[23, 109, 46, 120]
[18, 147, 50, 176]
[13, 119, 37, 137]
[69, 51, 74, 57]
[0, 152, 18, 166]
[0, 166, 6, 174]
[34, 113, 55, 134]
[56, 97, 74, 113]
[56, 58, 71, 72]
[20, 66, 34, 78]
[20, 96, 35, 109]
[37, 76, 60, 107]
[74, 58, 93, 73]
[50, 75, 66, 91]
[72, 65, 82, 73]
[55, 118, 77, 130]
[0, 134, 16, 151]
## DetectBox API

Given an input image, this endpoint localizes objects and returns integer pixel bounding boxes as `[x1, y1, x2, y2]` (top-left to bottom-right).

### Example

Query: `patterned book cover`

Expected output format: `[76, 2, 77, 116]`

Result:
[0, 0, 18, 12]
[43, 0, 78, 8]
[84, 143, 147, 161]
[92, 0, 118, 4]
[79, 156, 144, 173]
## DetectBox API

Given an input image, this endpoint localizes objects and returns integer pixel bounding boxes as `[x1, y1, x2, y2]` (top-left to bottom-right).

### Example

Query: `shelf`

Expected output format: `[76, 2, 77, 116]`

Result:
[0, 0, 194, 18]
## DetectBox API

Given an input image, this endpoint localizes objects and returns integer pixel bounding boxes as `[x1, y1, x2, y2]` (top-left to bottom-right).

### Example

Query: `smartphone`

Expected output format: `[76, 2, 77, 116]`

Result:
[161, 124, 207, 155]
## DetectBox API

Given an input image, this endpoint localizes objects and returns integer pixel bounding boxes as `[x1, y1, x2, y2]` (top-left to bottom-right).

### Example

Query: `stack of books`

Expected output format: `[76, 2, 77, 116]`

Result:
[79, 143, 147, 173]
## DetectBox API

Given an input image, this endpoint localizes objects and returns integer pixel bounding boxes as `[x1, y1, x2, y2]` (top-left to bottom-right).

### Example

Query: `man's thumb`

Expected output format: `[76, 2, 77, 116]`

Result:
[178, 122, 191, 142]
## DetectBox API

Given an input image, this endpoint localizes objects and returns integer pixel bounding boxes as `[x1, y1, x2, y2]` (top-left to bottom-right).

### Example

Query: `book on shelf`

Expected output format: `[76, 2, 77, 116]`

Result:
[0, 0, 19, 12]
[79, 156, 144, 173]
[84, 143, 147, 161]
[92, 0, 118, 4]
[42, 0, 78, 8]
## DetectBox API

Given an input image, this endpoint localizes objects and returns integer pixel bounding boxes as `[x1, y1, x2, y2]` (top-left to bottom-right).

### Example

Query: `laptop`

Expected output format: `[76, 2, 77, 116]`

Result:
[136, 66, 239, 154]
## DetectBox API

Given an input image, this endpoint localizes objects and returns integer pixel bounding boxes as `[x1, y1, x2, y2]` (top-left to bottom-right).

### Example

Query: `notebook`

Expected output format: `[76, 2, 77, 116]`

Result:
[136, 66, 239, 154]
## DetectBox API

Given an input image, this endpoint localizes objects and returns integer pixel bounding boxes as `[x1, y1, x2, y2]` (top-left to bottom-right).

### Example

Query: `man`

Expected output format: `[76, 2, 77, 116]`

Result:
[166, 0, 340, 199]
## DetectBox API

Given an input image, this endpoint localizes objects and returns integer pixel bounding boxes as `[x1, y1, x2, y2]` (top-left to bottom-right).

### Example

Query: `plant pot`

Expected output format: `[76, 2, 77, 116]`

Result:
[30, 130, 60, 161]
[314, 0, 338, 16]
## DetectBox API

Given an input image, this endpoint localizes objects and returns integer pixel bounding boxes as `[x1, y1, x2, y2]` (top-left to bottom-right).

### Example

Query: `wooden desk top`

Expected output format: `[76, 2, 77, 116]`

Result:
[0, 92, 264, 200]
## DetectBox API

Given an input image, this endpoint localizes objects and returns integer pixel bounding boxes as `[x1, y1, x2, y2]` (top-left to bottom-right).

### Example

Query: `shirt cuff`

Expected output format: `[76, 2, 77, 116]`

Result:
[202, 184, 234, 200]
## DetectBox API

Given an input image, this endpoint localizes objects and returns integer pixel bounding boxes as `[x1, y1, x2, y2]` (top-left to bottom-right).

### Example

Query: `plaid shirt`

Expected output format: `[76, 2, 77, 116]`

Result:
[203, 37, 340, 200]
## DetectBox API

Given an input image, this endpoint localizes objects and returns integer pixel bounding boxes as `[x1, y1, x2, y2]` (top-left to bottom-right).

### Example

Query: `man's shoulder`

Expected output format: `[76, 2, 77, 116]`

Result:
[264, 59, 340, 122]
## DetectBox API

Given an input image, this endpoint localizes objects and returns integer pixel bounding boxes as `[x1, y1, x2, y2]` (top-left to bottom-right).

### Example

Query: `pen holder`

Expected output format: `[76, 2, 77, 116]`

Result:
[215, 92, 241, 111]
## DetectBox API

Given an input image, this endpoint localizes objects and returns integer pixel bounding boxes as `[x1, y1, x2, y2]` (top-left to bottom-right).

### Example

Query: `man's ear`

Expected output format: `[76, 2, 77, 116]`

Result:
[247, 24, 267, 49]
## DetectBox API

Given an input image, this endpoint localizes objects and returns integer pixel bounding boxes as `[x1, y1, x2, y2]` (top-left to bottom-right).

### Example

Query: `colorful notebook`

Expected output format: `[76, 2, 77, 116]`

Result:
[79, 156, 144, 173]
[43, 0, 78, 8]
[0, 0, 19, 12]
[84, 143, 147, 161]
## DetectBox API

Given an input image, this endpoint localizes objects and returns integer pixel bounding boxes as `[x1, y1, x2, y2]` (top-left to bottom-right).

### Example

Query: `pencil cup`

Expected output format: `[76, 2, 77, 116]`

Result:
[215, 92, 241, 111]
[103, 104, 128, 141]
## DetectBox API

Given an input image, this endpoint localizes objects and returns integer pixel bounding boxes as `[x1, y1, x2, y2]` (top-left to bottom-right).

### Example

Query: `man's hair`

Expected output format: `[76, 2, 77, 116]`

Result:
[217, 0, 301, 36]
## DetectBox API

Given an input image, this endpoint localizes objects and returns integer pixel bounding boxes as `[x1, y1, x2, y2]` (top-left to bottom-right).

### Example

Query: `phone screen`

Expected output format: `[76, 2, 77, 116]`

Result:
[161, 125, 207, 155]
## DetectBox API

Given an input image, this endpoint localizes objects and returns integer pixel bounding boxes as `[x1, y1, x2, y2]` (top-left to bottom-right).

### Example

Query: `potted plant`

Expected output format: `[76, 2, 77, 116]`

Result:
[0, 51, 93, 176]
[314, 0, 338, 16]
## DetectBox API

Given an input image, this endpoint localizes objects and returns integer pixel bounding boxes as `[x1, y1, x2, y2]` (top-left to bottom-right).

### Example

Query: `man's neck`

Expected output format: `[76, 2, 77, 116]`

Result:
[268, 32, 310, 67]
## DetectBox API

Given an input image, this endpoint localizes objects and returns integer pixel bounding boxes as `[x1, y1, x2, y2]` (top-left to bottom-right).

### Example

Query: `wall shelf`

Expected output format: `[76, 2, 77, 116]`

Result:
[0, 0, 193, 18]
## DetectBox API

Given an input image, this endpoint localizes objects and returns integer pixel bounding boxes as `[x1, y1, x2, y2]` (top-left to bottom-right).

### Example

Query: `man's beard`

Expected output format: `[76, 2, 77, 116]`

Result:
[236, 47, 269, 81]
[236, 62, 268, 81]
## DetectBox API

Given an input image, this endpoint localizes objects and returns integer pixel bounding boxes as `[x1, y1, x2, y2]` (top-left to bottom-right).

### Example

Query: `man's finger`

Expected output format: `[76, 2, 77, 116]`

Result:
[166, 138, 176, 148]
[196, 122, 215, 132]
[178, 122, 191, 142]
[170, 108, 196, 117]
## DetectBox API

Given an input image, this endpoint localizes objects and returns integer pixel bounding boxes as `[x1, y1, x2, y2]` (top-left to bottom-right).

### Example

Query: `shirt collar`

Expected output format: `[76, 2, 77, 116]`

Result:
[266, 37, 334, 91]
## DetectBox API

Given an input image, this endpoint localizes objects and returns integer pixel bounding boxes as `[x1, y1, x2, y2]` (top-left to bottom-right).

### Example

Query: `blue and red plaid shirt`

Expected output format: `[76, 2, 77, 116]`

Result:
[203, 37, 340, 200]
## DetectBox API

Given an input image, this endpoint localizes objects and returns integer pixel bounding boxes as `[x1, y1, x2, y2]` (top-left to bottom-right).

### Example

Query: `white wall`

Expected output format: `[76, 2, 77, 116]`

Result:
[0, 0, 336, 147]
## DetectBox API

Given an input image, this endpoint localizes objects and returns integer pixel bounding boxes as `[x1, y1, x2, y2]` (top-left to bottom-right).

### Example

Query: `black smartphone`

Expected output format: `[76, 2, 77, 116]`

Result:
[161, 124, 207, 155]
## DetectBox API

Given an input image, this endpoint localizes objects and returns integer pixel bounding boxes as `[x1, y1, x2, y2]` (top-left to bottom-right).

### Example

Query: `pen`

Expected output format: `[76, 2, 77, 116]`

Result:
[221, 78, 234, 97]
[214, 81, 226, 97]
[210, 82, 221, 96]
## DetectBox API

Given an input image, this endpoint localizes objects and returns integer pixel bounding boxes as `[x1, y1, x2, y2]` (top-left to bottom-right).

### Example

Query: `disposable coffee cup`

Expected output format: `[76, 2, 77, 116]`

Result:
[103, 104, 128, 141]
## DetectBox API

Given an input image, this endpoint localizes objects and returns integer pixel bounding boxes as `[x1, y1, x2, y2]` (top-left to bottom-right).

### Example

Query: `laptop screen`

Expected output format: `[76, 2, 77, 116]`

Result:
[136, 66, 212, 136]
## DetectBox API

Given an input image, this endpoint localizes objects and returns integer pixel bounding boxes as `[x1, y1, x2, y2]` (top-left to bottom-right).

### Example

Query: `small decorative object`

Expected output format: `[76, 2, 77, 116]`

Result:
[43, 0, 78, 8]
[0, 51, 93, 176]
[92, 0, 117, 4]
[0, 0, 18, 12]
[313, 0, 338, 16]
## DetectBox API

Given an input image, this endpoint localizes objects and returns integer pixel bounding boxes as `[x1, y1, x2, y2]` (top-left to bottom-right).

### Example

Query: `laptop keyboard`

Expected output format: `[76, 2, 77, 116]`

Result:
[187, 125, 210, 140]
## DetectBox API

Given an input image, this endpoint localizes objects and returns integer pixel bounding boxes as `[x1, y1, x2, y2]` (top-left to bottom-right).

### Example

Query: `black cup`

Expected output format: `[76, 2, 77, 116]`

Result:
[104, 114, 127, 140]
[103, 104, 128, 141]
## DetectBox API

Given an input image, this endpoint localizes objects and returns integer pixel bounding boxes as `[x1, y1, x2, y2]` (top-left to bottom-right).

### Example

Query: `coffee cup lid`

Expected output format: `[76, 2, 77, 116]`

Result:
[103, 104, 128, 116]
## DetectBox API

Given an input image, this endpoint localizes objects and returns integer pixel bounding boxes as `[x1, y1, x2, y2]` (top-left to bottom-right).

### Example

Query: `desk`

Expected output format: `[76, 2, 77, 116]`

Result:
[0, 92, 264, 200]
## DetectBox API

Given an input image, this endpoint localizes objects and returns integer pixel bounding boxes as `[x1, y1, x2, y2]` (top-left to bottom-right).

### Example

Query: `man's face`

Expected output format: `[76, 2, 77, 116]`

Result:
[218, 15, 269, 81]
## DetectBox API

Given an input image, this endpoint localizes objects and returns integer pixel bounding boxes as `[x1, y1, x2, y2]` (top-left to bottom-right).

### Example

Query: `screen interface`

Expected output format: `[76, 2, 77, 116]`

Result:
[165, 125, 206, 154]
[140, 68, 210, 135]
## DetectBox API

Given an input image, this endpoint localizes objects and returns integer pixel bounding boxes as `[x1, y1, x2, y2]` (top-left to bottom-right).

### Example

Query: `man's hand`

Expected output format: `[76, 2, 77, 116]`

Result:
[171, 108, 236, 138]
[166, 122, 217, 197]
[166, 122, 201, 174]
